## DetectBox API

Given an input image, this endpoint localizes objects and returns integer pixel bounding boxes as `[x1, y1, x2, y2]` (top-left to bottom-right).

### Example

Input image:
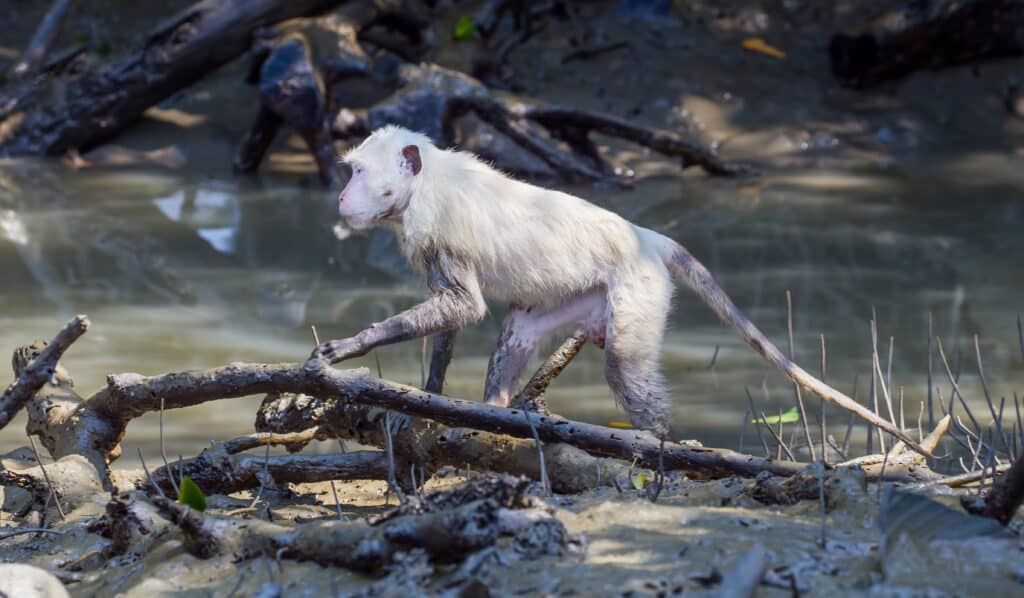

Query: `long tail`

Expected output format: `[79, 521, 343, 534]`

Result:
[655, 235, 932, 458]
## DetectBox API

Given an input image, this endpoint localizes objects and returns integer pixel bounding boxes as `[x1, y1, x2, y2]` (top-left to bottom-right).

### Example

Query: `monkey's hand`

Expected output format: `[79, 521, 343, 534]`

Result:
[313, 337, 367, 364]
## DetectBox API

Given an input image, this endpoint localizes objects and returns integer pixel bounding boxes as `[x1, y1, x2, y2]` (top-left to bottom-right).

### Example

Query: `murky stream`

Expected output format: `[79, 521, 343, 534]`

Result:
[2, 156, 1022, 465]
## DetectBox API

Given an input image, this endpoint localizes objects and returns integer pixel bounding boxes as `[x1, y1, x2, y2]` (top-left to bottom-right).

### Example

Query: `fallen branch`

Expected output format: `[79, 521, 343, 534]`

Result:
[141, 447, 390, 496]
[333, 63, 749, 184]
[150, 489, 564, 572]
[511, 331, 586, 414]
[0, 315, 89, 430]
[254, 391, 633, 494]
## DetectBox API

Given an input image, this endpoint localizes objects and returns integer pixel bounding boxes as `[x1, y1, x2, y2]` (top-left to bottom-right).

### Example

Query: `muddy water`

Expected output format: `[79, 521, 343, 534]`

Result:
[2, 155, 1022, 465]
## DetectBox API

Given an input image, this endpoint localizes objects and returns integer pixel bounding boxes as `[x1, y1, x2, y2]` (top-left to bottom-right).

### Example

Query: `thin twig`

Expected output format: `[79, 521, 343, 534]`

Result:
[974, 334, 1010, 453]
[936, 337, 981, 435]
[523, 408, 550, 496]
[745, 387, 770, 458]
[28, 435, 64, 520]
[927, 313, 935, 431]
[841, 376, 858, 457]
[382, 411, 403, 504]
[760, 411, 796, 461]
[137, 448, 167, 499]
[0, 528, 65, 540]
[820, 333, 827, 462]
[787, 290, 815, 460]
[329, 481, 345, 521]
[159, 397, 180, 496]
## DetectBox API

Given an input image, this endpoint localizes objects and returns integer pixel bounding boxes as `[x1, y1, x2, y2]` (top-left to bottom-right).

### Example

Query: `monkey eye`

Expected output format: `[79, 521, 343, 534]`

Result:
[381, 190, 393, 197]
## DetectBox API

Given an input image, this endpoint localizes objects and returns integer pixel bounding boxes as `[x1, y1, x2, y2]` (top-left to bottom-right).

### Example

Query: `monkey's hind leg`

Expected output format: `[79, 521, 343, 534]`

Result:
[603, 271, 673, 439]
[484, 290, 607, 407]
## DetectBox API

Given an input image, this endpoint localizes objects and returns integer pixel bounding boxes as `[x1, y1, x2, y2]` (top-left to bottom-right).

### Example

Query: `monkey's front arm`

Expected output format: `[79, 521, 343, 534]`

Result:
[315, 250, 485, 364]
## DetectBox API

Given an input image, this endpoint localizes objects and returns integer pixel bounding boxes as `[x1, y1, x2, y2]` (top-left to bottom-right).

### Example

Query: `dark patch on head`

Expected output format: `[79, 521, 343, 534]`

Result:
[402, 145, 421, 175]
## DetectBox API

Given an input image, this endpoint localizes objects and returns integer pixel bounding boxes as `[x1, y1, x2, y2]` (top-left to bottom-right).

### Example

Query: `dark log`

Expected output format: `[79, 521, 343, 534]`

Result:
[0, 0, 350, 156]
[829, 0, 1024, 88]
[151, 493, 564, 571]
[144, 448, 390, 496]
[255, 391, 634, 493]
[334, 63, 749, 184]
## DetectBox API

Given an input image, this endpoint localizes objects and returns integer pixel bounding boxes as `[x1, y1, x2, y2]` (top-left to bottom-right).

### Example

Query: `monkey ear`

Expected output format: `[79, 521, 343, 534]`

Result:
[400, 145, 422, 176]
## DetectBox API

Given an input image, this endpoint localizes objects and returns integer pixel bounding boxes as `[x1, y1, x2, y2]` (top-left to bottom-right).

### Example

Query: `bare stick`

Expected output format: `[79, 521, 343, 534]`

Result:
[871, 320, 898, 429]
[820, 333, 827, 462]
[841, 376, 858, 457]
[0, 528, 65, 540]
[974, 334, 1010, 452]
[137, 448, 167, 499]
[786, 290, 815, 460]
[523, 409, 550, 496]
[0, 315, 89, 430]
[745, 387, 771, 458]
[927, 313, 935, 431]
[159, 397, 180, 496]
[9, 0, 72, 78]
[311, 325, 321, 347]
[760, 411, 796, 461]
[28, 435, 64, 521]
[935, 337, 981, 434]
[329, 481, 345, 521]
[511, 331, 586, 414]
[382, 412, 403, 504]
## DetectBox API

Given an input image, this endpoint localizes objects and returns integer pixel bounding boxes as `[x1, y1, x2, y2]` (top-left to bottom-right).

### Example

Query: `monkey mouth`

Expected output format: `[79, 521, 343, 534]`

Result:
[341, 212, 377, 230]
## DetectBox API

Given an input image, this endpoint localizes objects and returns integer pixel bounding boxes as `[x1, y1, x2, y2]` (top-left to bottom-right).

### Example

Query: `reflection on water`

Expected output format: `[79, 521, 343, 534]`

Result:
[1, 158, 1022, 465]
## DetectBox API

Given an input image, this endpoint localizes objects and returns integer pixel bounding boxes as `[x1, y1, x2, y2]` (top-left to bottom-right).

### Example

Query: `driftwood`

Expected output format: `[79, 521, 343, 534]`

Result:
[829, 0, 1024, 88]
[145, 480, 566, 572]
[144, 444, 390, 496]
[0, 0, 351, 156]
[0, 316, 89, 430]
[254, 390, 634, 494]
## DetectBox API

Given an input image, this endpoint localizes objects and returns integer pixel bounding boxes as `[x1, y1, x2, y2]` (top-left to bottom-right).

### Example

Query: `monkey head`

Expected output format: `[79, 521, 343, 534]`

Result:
[337, 125, 427, 230]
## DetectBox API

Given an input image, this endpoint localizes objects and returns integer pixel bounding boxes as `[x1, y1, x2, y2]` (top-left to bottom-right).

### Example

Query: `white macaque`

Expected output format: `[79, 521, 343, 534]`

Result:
[318, 125, 926, 453]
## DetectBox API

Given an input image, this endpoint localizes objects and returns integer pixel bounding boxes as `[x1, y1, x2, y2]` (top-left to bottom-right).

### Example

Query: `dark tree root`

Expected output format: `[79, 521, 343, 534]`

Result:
[0, 0, 356, 157]
[962, 450, 1024, 526]
[333, 63, 753, 185]
[143, 481, 568, 572]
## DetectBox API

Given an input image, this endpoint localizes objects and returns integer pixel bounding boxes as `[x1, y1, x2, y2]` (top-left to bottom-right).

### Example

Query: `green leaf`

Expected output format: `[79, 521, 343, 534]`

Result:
[453, 15, 475, 41]
[752, 406, 800, 425]
[178, 476, 206, 511]
[631, 471, 648, 490]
